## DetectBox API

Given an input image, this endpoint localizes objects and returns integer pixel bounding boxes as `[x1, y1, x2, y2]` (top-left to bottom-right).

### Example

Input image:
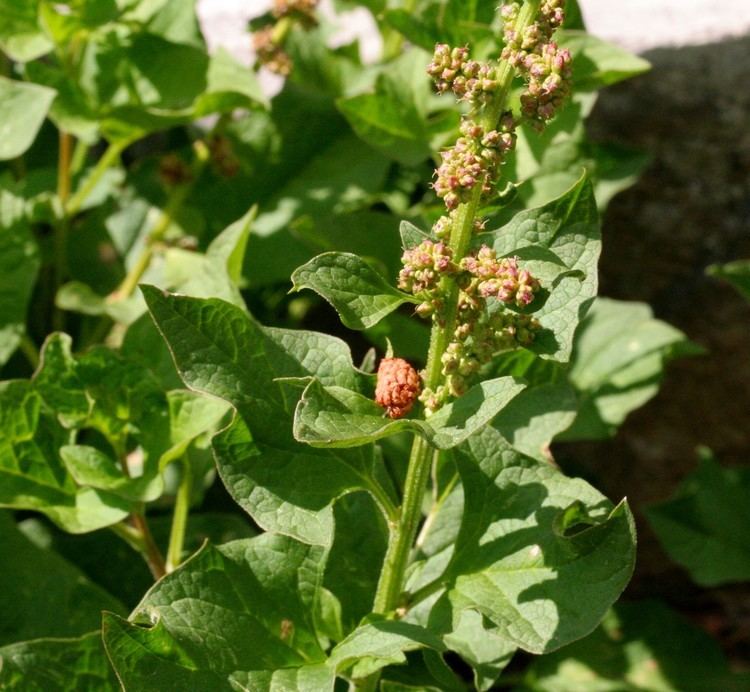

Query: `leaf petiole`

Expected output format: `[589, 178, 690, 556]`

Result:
[166, 455, 193, 573]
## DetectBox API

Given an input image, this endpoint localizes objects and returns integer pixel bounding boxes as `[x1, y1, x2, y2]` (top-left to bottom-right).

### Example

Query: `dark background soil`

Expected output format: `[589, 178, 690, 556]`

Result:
[555, 36, 750, 664]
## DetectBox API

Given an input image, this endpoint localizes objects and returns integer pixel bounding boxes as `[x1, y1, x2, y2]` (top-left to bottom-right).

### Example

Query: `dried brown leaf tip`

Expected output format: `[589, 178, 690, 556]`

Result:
[375, 358, 422, 419]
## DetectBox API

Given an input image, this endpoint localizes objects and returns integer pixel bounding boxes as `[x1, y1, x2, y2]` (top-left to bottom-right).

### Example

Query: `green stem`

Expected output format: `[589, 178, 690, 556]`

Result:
[133, 511, 167, 580]
[53, 131, 73, 331]
[109, 515, 166, 581]
[70, 138, 88, 177]
[113, 440, 167, 580]
[65, 139, 129, 217]
[111, 140, 210, 300]
[360, 4, 541, 688]
[166, 456, 192, 573]
[57, 131, 73, 206]
[18, 333, 40, 370]
[372, 436, 437, 614]
[366, 477, 400, 525]
[109, 520, 146, 553]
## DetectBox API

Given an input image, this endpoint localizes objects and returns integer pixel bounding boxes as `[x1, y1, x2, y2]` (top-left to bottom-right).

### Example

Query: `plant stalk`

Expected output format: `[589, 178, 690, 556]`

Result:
[361, 4, 541, 687]
[114, 442, 167, 580]
[53, 132, 74, 331]
[132, 511, 167, 580]
[111, 140, 210, 300]
[65, 139, 129, 217]
[166, 456, 193, 573]
[18, 334, 40, 370]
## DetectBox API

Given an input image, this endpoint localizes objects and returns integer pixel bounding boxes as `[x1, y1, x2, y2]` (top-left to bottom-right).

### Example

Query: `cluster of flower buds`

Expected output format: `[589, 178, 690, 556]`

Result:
[253, 0, 319, 75]
[461, 246, 540, 306]
[501, 1, 572, 128]
[427, 44, 499, 104]
[273, 0, 318, 22]
[424, 300, 540, 405]
[431, 212, 486, 241]
[433, 116, 516, 210]
[398, 240, 456, 317]
[253, 26, 292, 76]
[403, 241, 541, 410]
[158, 154, 193, 187]
[208, 134, 240, 178]
[375, 358, 422, 419]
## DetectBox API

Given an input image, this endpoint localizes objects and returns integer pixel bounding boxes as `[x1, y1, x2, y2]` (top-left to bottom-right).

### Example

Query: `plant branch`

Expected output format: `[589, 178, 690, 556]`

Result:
[360, 5, 542, 688]
[166, 456, 192, 573]
[113, 441, 167, 580]
[132, 511, 167, 580]
[110, 139, 210, 301]
[65, 139, 129, 217]
[53, 131, 74, 331]
[18, 333, 40, 370]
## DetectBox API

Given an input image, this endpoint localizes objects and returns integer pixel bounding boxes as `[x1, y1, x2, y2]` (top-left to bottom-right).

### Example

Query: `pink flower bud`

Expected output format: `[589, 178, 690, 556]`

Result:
[375, 358, 421, 419]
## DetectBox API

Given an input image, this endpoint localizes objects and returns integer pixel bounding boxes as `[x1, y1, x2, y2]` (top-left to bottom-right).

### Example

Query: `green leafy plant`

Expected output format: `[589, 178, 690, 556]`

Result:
[0, 0, 725, 689]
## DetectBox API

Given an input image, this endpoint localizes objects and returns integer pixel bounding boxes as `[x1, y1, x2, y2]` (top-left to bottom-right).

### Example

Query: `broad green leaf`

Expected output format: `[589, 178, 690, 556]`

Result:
[38, 0, 120, 46]
[0, 77, 56, 160]
[160, 389, 231, 466]
[0, 380, 130, 533]
[59, 445, 161, 502]
[291, 252, 416, 330]
[285, 24, 365, 99]
[405, 480, 516, 690]
[384, 0, 496, 51]
[505, 92, 648, 212]
[478, 174, 601, 362]
[563, 0, 586, 30]
[559, 298, 697, 441]
[143, 288, 383, 546]
[330, 620, 445, 679]
[325, 492, 388, 634]
[364, 311, 431, 362]
[646, 451, 750, 586]
[210, 415, 370, 548]
[18, 511, 256, 610]
[708, 259, 750, 302]
[293, 210, 404, 281]
[0, 512, 125, 645]
[0, 187, 40, 366]
[294, 376, 526, 450]
[424, 600, 516, 692]
[399, 219, 431, 251]
[9, 335, 221, 522]
[103, 535, 328, 690]
[336, 48, 458, 166]
[23, 60, 100, 142]
[0, 0, 53, 62]
[229, 664, 335, 692]
[523, 601, 745, 692]
[163, 206, 255, 308]
[35, 333, 167, 449]
[60, 206, 254, 327]
[248, 131, 391, 285]
[0, 631, 118, 691]
[336, 50, 438, 166]
[137, 0, 204, 47]
[28, 23, 258, 143]
[194, 47, 268, 115]
[559, 31, 651, 91]
[443, 610, 515, 691]
[440, 430, 635, 654]
[490, 382, 577, 461]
